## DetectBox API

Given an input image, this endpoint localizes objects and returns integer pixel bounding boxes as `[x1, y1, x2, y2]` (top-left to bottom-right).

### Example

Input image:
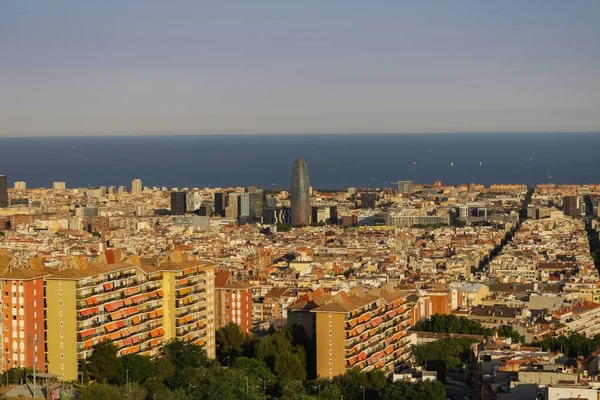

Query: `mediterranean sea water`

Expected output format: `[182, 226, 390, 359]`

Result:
[0, 133, 598, 189]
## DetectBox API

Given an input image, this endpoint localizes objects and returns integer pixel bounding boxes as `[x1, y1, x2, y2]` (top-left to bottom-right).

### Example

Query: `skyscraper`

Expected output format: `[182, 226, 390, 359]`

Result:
[0, 175, 8, 208]
[290, 158, 311, 226]
[170, 191, 187, 215]
[131, 179, 142, 194]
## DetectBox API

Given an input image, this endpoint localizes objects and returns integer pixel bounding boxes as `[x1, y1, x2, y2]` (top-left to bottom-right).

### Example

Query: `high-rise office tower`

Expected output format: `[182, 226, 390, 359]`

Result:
[131, 179, 142, 194]
[397, 180, 413, 194]
[0, 175, 8, 208]
[361, 192, 378, 209]
[225, 193, 239, 219]
[186, 191, 201, 213]
[249, 190, 265, 222]
[170, 191, 187, 215]
[290, 158, 311, 226]
[214, 191, 227, 217]
[14, 181, 26, 190]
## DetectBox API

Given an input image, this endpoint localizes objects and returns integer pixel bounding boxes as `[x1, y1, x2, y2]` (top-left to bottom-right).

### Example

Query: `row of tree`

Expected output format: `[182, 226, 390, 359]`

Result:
[413, 314, 526, 344]
[71, 322, 446, 400]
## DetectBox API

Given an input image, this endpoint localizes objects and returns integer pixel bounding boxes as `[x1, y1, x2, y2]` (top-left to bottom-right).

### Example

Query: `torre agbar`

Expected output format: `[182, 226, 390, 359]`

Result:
[290, 157, 311, 226]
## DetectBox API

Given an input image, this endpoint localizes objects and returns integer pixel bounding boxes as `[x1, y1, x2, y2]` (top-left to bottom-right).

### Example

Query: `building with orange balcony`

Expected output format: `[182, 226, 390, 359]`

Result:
[45, 257, 215, 381]
[1, 259, 50, 372]
[289, 284, 414, 379]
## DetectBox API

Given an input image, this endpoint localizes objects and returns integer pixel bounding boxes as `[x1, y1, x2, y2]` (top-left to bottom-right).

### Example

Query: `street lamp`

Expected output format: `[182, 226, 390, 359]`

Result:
[126, 369, 131, 400]
[360, 385, 365, 400]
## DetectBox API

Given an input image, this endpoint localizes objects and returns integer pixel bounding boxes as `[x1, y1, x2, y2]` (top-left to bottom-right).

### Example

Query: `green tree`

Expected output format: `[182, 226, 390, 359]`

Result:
[120, 382, 147, 400]
[425, 359, 448, 383]
[382, 380, 446, 400]
[78, 383, 121, 400]
[274, 351, 306, 381]
[87, 340, 122, 384]
[216, 322, 246, 364]
[80, 360, 90, 385]
[120, 354, 156, 384]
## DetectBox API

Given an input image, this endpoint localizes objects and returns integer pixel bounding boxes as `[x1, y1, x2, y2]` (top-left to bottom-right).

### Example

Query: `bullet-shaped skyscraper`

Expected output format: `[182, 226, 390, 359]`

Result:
[290, 157, 311, 226]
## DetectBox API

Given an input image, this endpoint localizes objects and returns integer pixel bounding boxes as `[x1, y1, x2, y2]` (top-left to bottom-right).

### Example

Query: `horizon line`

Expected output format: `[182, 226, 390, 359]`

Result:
[1, 131, 600, 139]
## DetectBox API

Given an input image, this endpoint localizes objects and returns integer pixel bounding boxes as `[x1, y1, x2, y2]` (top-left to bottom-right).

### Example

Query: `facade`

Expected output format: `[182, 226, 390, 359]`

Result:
[52, 182, 66, 190]
[290, 285, 413, 379]
[214, 192, 227, 217]
[397, 181, 413, 194]
[185, 191, 201, 213]
[249, 190, 264, 223]
[225, 193, 239, 219]
[214, 270, 256, 334]
[290, 158, 311, 226]
[263, 207, 291, 225]
[385, 213, 450, 227]
[563, 195, 580, 217]
[1, 264, 49, 372]
[0, 175, 7, 208]
[45, 259, 215, 381]
[361, 192, 378, 209]
[238, 193, 250, 218]
[170, 191, 187, 215]
[131, 179, 142, 195]
[13, 181, 26, 190]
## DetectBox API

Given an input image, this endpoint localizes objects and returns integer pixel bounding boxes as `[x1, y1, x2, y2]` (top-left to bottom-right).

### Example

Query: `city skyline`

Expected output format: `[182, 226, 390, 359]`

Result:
[1, 1, 599, 136]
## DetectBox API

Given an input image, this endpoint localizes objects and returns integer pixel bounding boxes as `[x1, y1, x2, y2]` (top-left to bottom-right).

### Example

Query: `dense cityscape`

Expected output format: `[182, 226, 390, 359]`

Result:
[1, 157, 600, 400]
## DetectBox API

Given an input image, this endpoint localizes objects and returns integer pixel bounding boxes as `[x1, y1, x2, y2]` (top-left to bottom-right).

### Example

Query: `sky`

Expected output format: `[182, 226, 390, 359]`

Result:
[1, 1, 599, 137]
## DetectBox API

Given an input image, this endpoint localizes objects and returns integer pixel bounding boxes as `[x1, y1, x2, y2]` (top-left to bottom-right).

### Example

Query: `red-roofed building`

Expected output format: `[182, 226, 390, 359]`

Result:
[215, 270, 257, 334]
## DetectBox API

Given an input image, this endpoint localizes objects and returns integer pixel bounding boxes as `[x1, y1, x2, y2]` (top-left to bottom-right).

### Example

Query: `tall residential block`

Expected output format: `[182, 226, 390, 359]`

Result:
[0, 175, 8, 208]
[215, 270, 256, 334]
[53, 182, 67, 190]
[288, 284, 413, 379]
[131, 179, 142, 195]
[290, 158, 311, 226]
[0, 260, 50, 371]
[45, 258, 215, 381]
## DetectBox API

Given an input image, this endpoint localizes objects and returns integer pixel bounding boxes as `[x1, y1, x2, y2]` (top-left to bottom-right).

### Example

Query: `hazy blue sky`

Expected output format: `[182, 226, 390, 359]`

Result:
[1, 1, 599, 136]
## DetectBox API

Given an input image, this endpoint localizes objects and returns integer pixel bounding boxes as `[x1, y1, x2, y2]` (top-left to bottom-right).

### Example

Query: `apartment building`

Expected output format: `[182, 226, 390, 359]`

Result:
[45, 258, 215, 380]
[289, 284, 413, 379]
[1, 260, 50, 372]
[215, 270, 256, 334]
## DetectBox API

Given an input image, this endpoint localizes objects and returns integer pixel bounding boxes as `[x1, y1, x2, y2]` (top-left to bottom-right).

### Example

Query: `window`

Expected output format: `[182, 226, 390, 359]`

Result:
[60, 332, 64, 338]
[329, 321, 332, 327]
[329, 368, 333, 374]
[59, 301, 63, 306]
[329, 349, 333, 355]
[329, 331, 332, 337]
[329, 359, 333, 365]
[328, 340, 333, 346]
[58, 290, 63, 296]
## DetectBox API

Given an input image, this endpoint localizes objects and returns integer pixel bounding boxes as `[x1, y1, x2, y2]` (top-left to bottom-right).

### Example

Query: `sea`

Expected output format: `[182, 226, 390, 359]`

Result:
[0, 133, 598, 189]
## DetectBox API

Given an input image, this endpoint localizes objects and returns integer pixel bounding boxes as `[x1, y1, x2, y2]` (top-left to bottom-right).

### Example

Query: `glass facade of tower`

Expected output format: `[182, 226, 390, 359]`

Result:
[290, 158, 311, 226]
